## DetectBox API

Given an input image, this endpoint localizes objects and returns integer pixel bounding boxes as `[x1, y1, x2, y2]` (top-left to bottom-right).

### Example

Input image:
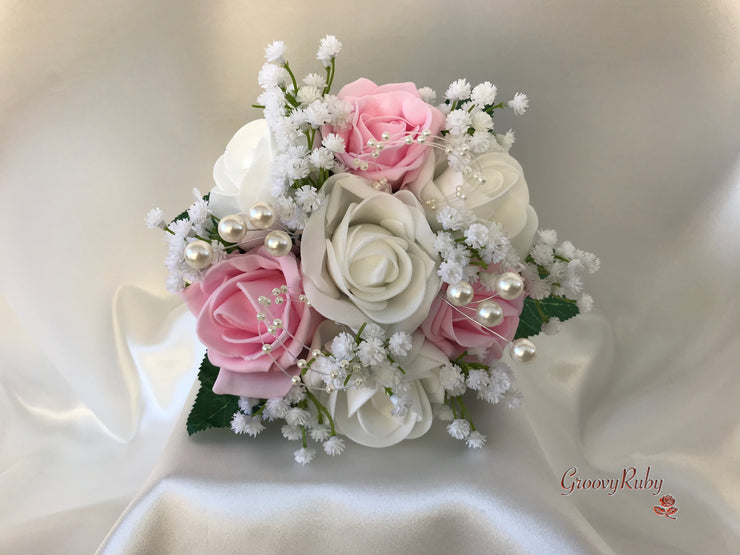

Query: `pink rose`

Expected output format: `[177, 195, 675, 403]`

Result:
[421, 268, 524, 362]
[325, 78, 444, 189]
[182, 248, 321, 399]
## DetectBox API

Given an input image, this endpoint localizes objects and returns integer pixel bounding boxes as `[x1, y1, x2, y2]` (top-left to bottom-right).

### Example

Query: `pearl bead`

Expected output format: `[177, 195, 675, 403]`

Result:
[509, 338, 536, 362]
[273, 318, 283, 328]
[264, 230, 292, 256]
[217, 214, 248, 243]
[367, 138, 376, 148]
[297, 359, 307, 369]
[311, 349, 322, 358]
[183, 240, 213, 270]
[329, 370, 339, 379]
[496, 272, 524, 300]
[404, 136, 414, 145]
[381, 132, 390, 140]
[291, 375, 301, 385]
[247, 201, 276, 229]
[446, 281, 475, 307]
[262, 344, 272, 353]
[476, 300, 504, 327]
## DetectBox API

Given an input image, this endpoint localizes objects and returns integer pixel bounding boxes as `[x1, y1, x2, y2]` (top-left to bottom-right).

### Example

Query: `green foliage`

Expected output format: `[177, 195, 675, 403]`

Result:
[514, 296, 579, 339]
[186, 354, 239, 436]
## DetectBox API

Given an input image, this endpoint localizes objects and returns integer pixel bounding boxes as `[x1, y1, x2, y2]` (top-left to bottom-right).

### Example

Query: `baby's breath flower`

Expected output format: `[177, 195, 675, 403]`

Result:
[232, 413, 265, 437]
[296, 185, 322, 212]
[470, 111, 494, 132]
[470, 81, 497, 106]
[556, 241, 576, 259]
[330, 332, 356, 360]
[542, 317, 562, 336]
[537, 229, 558, 247]
[464, 223, 490, 249]
[418, 86, 437, 104]
[504, 388, 524, 409]
[238, 397, 257, 414]
[264, 40, 286, 63]
[294, 447, 316, 465]
[357, 338, 386, 366]
[296, 85, 322, 106]
[309, 425, 332, 442]
[323, 436, 345, 456]
[577, 293, 594, 312]
[316, 35, 342, 67]
[508, 92, 529, 115]
[435, 404, 454, 421]
[531, 243, 554, 266]
[145, 208, 165, 229]
[445, 109, 472, 134]
[322, 133, 345, 153]
[258, 63, 289, 89]
[285, 407, 311, 427]
[465, 431, 486, 448]
[306, 100, 332, 127]
[447, 419, 471, 439]
[445, 78, 471, 102]
[303, 72, 327, 89]
[466, 369, 490, 391]
[438, 260, 464, 285]
[263, 397, 290, 420]
[281, 424, 303, 441]
[439, 363, 465, 392]
[388, 332, 413, 358]
[498, 129, 516, 151]
[285, 385, 306, 404]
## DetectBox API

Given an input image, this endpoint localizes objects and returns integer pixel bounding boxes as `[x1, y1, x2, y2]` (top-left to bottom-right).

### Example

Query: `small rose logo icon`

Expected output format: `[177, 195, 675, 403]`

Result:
[653, 494, 678, 519]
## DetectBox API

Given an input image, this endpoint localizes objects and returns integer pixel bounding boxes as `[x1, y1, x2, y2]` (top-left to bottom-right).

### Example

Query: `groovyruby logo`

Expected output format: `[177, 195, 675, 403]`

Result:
[653, 495, 679, 520]
[560, 466, 678, 520]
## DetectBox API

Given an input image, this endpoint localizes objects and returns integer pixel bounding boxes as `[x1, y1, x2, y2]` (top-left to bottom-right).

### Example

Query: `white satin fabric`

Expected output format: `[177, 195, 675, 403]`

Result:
[2, 1, 739, 553]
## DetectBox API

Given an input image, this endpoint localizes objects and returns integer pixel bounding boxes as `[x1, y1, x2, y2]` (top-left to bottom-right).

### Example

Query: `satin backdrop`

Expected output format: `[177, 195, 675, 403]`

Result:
[2, 1, 739, 552]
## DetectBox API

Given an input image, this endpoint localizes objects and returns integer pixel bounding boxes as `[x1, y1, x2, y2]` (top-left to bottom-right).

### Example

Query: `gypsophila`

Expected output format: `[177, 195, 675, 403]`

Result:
[316, 34, 342, 67]
[294, 447, 316, 465]
[323, 436, 345, 456]
[508, 92, 529, 115]
[447, 419, 471, 440]
[264, 40, 286, 63]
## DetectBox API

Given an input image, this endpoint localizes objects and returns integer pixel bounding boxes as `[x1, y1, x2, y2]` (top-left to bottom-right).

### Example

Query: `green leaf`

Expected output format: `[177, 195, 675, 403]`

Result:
[514, 296, 579, 339]
[186, 354, 240, 436]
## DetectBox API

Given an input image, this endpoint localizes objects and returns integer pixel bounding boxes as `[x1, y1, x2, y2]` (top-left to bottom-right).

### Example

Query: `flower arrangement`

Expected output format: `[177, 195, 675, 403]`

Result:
[147, 36, 599, 463]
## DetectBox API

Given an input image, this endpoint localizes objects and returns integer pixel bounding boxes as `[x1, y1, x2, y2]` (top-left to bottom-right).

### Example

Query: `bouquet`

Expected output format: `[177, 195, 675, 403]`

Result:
[147, 36, 599, 463]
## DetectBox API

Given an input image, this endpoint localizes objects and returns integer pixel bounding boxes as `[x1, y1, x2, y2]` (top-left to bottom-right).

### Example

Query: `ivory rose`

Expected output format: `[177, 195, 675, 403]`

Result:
[421, 266, 524, 362]
[182, 248, 321, 398]
[208, 119, 275, 218]
[301, 173, 441, 333]
[407, 151, 539, 256]
[324, 78, 445, 189]
[318, 329, 445, 448]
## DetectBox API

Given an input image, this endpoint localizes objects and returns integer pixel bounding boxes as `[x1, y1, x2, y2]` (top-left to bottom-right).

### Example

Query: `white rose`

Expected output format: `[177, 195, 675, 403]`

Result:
[208, 119, 275, 218]
[326, 333, 445, 448]
[408, 151, 539, 257]
[301, 173, 441, 333]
